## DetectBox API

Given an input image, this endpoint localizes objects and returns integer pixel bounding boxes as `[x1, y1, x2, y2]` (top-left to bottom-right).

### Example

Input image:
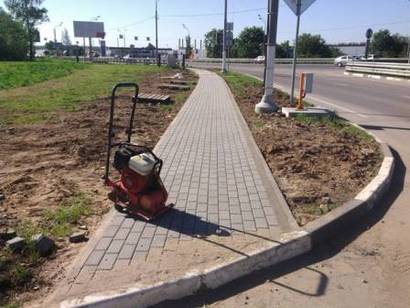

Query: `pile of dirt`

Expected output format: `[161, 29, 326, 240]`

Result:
[0, 69, 197, 304]
[225, 77, 382, 226]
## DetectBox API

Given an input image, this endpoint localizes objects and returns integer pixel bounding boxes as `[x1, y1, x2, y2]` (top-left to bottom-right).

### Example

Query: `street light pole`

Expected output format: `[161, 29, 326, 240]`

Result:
[255, 0, 279, 114]
[222, 0, 228, 73]
[289, 0, 301, 105]
[155, 0, 160, 66]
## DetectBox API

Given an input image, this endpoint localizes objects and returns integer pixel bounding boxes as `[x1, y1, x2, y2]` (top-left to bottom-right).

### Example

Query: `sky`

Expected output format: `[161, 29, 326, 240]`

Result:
[1, 0, 409, 49]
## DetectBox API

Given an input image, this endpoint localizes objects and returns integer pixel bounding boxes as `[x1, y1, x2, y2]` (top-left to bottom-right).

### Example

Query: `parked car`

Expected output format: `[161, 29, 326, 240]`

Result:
[254, 55, 265, 64]
[334, 55, 353, 67]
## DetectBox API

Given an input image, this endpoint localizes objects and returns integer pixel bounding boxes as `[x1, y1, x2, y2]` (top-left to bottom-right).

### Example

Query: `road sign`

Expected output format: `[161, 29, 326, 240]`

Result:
[283, 0, 316, 16]
[366, 28, 373, 39]
[227, 22, 234, 31]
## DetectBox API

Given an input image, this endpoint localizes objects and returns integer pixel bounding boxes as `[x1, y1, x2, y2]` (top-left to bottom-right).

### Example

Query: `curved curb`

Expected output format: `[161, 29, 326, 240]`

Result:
[59, 72, 395, 308]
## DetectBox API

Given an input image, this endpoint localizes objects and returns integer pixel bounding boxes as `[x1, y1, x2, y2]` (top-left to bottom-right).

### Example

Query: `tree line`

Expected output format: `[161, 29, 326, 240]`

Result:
[205, 26, 409, 59]
[0, 0, 48, 61]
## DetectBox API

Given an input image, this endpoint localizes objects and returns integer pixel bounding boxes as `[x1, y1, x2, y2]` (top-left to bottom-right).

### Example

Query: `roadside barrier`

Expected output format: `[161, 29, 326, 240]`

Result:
[345, 61, 410, 78]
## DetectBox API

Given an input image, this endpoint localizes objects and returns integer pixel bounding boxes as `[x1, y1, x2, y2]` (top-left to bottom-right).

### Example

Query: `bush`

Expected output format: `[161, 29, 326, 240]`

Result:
[0, 9, 28, 60]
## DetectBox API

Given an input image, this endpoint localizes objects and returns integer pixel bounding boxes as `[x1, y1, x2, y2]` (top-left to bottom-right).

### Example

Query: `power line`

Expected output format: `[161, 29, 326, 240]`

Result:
[278, 19, 410, 34]
[160, 7, 271, 18]
[106, 16, 155, 31]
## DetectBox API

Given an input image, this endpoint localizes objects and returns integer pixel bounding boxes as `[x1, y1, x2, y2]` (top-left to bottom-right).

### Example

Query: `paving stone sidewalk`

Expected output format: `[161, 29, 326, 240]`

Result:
[52, 69, 297, 304]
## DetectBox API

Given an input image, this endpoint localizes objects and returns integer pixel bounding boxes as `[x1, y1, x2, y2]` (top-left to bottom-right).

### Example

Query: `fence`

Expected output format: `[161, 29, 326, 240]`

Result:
[345, 61, 410, 78]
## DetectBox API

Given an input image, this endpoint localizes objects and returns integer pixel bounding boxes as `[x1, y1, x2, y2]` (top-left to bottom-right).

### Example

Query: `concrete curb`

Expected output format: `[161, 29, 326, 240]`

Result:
[59, 70, 395, 308]
[61, 230, 310, 308]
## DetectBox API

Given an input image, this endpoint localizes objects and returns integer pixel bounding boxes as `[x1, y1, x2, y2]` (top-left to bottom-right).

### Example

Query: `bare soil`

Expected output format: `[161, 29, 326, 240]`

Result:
[225, 76, 382, 226]
[0, 69, 197, 305]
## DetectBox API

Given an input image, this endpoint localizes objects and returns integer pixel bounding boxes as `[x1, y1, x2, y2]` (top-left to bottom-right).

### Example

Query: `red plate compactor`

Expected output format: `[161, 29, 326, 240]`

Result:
[103, 83, 173, 221]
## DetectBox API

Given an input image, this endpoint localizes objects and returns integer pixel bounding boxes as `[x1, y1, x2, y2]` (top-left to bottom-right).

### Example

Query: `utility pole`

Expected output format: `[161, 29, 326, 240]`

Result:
[155, 0, 159, 66]
[222, 0, 228, 73]
[255, 0, 279, 114]
[289, 0, 301, 105]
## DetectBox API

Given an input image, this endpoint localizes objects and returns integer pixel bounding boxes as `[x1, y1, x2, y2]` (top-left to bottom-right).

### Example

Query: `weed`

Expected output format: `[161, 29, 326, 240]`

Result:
[9, 264, 32, 286]
[254, 119, 265, 129]
[43, 193, 92, 237]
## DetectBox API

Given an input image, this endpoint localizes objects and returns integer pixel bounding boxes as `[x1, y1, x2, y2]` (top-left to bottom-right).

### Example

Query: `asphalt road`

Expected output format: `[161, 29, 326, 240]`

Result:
[184, 62, 410, 307]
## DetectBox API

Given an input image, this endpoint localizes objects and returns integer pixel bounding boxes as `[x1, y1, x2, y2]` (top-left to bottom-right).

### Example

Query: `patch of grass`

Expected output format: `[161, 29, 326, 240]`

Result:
[0, 63, 167, 125]
[223, 71, 262, 96]
[0, 59, 85, 90]
[43, 193, 92, 237]
[254, 119, 265, 129]
[9, 264, 32, 286]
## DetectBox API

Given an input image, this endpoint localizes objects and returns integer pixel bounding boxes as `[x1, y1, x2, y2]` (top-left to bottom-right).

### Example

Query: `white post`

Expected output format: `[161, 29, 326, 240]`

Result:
[255, 0, 279, 114]
[290, 0, 301, 105]
[222, 0, 228, 73]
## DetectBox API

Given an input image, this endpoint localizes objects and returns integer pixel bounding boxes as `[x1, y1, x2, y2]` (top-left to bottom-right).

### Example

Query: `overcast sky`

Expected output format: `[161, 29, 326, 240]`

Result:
[1, 0, 409, 48]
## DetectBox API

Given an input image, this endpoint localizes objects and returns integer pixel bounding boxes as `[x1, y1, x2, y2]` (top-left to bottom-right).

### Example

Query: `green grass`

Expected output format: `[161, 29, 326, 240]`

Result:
[0, 59, 85, 90]
[16, 193, 93, 239]
[0, 63, 166, 125]
[43, 193, 93, 237]
[222, 71, 262, 96]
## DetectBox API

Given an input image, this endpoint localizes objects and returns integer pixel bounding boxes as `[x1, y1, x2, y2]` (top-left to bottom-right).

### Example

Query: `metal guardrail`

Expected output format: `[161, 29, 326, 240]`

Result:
[190, 58, 334, 64]
[190, 57, 409, 65]
[345, 61, 410, 78]
[90, 57, 168, 65]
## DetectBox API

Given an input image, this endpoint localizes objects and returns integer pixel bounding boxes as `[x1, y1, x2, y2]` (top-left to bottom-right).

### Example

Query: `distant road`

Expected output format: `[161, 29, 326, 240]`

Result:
[190, 62, 410, 129]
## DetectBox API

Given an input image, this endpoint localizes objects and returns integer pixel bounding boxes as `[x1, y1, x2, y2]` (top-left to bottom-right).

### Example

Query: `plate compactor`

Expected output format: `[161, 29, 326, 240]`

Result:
[103, 83, 173, 221]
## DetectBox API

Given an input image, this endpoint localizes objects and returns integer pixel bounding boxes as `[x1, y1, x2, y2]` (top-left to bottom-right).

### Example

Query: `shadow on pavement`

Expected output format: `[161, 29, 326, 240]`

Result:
[152, 148, 405, 307]
[361, 124, 410, 131]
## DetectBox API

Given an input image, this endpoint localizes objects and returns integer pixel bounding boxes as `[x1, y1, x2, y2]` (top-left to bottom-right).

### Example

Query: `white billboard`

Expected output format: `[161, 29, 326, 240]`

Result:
[73, 21, 105, 38]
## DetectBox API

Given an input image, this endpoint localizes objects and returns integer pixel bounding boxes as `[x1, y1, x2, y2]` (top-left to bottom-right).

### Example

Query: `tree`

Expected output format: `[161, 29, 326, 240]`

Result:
[297, 33, 338, 58]
[204, 28, 223, 58]
[0, 8, 28, 60]
[61, 28, 71, 46]
[5, 0, 49, 60]
[371, 29, 408, 58]
[234, 26, 264, 58]
[276, 40, 292, 58]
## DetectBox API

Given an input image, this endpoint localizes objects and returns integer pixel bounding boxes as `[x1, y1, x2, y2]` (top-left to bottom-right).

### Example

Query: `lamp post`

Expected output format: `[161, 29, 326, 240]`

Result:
[258, 13, 267, 86]
[222, 0, 228, 73]
[255, 0, 279, 114]
[155, 0, 160, 66]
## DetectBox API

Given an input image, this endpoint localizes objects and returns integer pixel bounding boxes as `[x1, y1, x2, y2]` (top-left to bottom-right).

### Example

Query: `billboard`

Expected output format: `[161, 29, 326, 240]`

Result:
[73, 21, 105, 38]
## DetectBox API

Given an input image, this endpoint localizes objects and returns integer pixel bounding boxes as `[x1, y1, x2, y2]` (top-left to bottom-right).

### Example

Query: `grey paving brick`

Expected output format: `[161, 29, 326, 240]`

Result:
[98, 253, 118, 270]
[95, 238, 112, 251]
[255, 217, 269, 229]
[131, 222, 145, 233]
[85, 250, 105, 266]
[102, 225, 120, 238]
[118, 244, 136, 260]
[114, 228, 131, 240]
[125, 232, 141, 245]
[107, 239, 124, 254]
[135, 238, 152, 252]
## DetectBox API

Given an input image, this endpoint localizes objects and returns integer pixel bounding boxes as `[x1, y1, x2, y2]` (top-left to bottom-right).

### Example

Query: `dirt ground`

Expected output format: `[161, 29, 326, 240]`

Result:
[225, 78, 382, 226]
[0, 69, 197, 305]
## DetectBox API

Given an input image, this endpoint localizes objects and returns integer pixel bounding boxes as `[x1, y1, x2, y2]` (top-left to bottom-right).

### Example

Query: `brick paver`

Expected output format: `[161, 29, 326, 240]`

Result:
[61, 70, 293, 297]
